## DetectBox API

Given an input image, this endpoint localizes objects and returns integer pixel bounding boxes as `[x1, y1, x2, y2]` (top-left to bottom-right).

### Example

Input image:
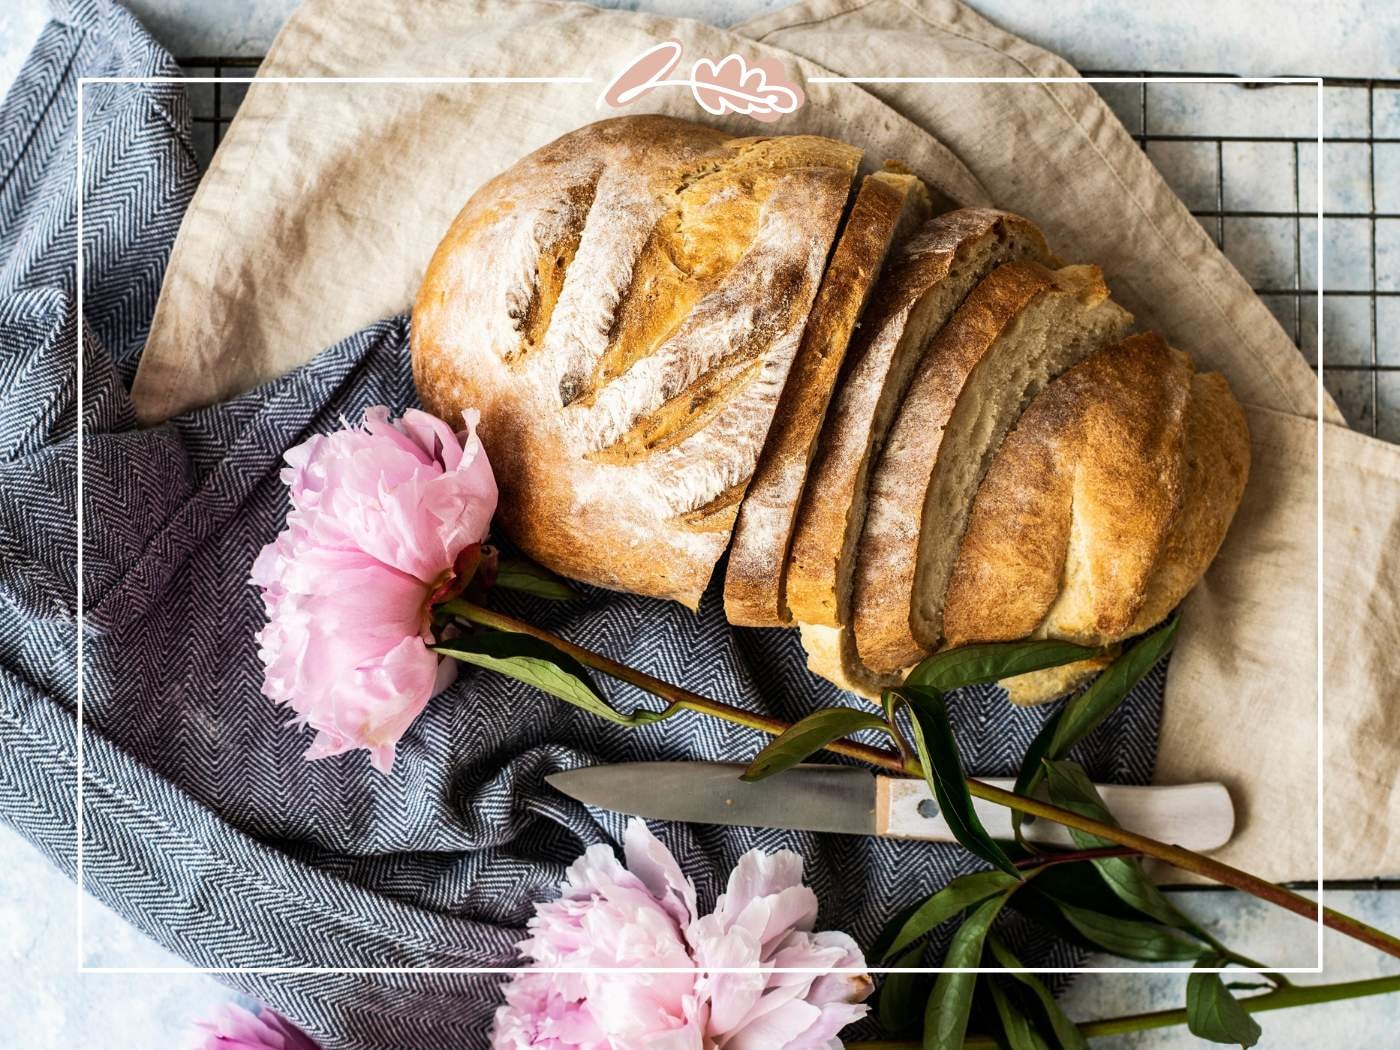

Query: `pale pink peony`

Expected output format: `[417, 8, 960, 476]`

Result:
[491, 821, 872, 1050]
[191, 1002, 320, 1049]
[252, 406, 497, 773]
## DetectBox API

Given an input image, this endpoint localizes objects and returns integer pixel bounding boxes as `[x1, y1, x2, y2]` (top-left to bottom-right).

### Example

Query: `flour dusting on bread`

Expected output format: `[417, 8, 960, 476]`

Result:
[413, 116, 858, 607]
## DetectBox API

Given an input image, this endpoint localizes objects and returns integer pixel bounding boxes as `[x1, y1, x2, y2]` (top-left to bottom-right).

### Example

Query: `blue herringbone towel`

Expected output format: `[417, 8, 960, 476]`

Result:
[0, 3, 1165, 1047]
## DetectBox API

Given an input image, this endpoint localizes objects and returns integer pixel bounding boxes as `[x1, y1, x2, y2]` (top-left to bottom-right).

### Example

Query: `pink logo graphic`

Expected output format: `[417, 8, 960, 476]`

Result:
[601, 40, 805, 123]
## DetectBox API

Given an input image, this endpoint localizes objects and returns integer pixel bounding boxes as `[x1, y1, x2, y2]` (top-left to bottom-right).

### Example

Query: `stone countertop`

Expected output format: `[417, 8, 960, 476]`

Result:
[3, 1, 1398, 1047]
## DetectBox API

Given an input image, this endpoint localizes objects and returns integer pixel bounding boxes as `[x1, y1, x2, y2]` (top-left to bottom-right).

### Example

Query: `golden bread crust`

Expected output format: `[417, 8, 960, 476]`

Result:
[942, 333, 1248, 659]
[412, 116, 860, 607]
[1127, 370, 1251, 635]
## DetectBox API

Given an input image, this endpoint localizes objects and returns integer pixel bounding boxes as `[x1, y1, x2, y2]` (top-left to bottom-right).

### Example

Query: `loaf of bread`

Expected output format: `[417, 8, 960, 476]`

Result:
[942, 332, 1250, 703]
[413, 117, 1251, 710]
[723, 169, 931, 627]
[413, 116, 860, 607]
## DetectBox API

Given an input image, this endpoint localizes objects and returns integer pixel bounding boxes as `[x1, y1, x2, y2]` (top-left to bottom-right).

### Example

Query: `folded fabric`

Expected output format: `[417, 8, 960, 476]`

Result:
[0, 4, 1164, 1048]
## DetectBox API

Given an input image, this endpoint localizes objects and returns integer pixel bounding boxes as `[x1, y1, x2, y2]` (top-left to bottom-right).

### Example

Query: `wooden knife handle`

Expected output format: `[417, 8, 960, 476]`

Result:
[875, 776, 1234, 851]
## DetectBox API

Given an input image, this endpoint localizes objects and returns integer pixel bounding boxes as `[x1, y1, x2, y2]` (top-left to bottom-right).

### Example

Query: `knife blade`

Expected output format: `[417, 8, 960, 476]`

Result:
[546, 762, 1234, 851]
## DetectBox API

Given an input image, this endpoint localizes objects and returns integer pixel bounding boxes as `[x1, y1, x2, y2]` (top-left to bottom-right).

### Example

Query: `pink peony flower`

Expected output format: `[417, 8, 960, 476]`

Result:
[192, 1002, 319, 1049]
[491, 821, 872, 1049]
[252, 406, 497, 773]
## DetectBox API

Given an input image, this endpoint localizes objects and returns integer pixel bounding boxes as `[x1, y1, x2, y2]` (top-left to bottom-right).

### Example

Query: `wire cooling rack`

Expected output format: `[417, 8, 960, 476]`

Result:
[1083, 72, 1398, 444]
[174, 61, 1399, 891]
[176, 59, 1398, 444]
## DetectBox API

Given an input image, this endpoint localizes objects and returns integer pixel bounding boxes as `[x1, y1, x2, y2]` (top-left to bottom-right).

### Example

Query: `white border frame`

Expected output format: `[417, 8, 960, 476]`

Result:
[76, 72, 1321, 980]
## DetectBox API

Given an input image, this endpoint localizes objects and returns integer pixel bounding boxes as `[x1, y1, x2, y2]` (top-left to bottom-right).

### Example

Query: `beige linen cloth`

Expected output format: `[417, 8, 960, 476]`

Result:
[130, 0, 1399, 882]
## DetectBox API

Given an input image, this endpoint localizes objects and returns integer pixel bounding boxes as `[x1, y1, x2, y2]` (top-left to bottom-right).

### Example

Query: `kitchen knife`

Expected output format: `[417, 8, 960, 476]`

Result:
[546, 762, 1234, 851]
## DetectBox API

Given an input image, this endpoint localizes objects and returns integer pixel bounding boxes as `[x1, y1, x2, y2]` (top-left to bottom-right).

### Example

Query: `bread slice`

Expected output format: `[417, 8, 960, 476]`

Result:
[941, 332, 1193, 650]
[784, 210, 1055, 643]
[723, 169, 931, 627]
[851, 263, 1135, 675]
[943, 332, 1250, 704]
[413, 117, 860, 607]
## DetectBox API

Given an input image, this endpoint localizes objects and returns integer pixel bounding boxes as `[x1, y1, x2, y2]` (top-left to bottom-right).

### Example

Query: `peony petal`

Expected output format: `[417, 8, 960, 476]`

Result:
[622, 820, 700, 931]
[279, 406, 497, 583]
[719, 997, 824, 1050]
[721, 849, 806, 915]
[399, 407, 464, 471]
[487, 825, 869, 1050]
[192, 1002, 320, 1050]
[692, 924, 765, 1035]
[253, 406, 501, 775]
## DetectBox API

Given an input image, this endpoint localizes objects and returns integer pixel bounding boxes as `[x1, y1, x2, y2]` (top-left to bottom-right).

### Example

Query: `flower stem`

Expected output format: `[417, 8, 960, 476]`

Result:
[847, 974, 1400, 1048]
[1015, 846, 1140, 870]
[444, 599, 901, 769]
[445, 600, 1400, 961]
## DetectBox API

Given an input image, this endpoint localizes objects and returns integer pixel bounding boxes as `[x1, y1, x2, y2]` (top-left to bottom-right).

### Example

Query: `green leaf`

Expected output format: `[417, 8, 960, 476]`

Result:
[1046, 616, 1178, 759]
[1010, 707, 1063, 845]
[987, 936, 1089, 1050]
[881, 689, 914, 763]
[433, 631, 676, 728]
[1187, 961, 1264, 1047]
[1010, 617, 1178, 842]
[1041, 760, 1195, 932]
[741, 708, 890, 781]
[1050, 899, 1207, 962]
[881, 870, 1021, 961]
[492, 557, 581, 600]
[878, 946, 931, 1035]
[889, 686, 1021, 879]
[905, 640, 1096, 692]
[923, 892, 1013, 1050]
[988, 979, 1054, 1050]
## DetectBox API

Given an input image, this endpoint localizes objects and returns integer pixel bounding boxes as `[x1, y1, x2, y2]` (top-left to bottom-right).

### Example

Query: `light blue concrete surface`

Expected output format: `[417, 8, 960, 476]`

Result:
[2, 1, 1398, 1046]
[0, 824, 232, 1047]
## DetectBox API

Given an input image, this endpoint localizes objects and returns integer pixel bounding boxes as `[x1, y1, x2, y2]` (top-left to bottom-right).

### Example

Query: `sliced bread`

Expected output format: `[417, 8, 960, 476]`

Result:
[851, 262, 1135, 675]
[723, 169, 931, 627]
[784, 210, 1055, 643]
[943, 332, 1249, 704]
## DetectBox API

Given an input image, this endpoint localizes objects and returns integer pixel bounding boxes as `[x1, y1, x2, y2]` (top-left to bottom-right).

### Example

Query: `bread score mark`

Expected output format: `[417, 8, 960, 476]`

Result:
[568, 137, 851, 410]
[587, 355, 767, 463]
[571, 178, 838, 458]
[506, 176, 601, 366]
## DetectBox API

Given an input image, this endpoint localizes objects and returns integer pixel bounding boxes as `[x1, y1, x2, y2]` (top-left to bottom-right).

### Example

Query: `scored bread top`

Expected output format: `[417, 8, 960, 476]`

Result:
[723, 169, 931, 628]
[942, 332, 1248, 651]
[412, 116, 860, 607]
[784, 209, 1055, 631]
